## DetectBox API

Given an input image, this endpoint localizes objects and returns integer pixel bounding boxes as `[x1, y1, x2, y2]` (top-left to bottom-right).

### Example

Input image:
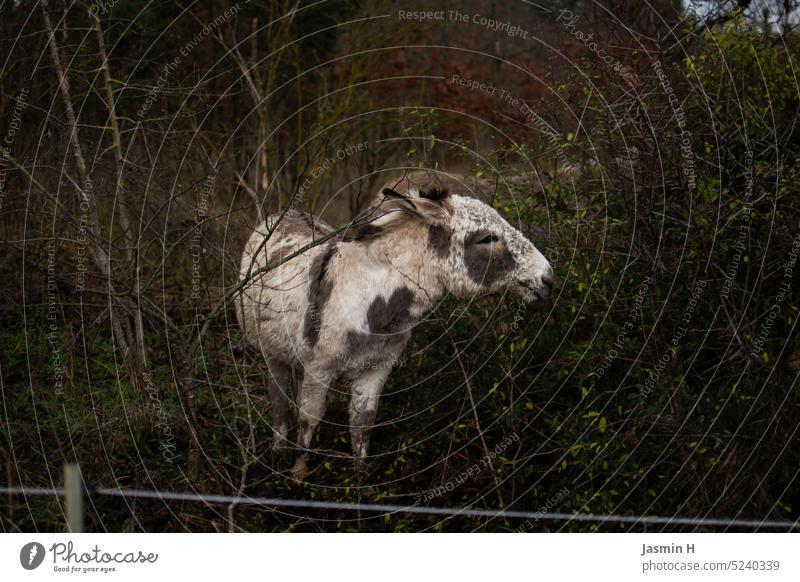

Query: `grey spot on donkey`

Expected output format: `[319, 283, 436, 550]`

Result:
[303, 243, 336, 348]
[345, 286, 415, 358]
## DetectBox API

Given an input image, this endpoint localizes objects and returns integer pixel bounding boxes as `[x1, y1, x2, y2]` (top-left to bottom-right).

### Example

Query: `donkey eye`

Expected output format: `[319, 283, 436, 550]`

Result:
[477, 234, 499, 245]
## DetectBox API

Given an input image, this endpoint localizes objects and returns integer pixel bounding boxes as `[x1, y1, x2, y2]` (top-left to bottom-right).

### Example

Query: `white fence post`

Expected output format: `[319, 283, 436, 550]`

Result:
[64, 463, 84, 533]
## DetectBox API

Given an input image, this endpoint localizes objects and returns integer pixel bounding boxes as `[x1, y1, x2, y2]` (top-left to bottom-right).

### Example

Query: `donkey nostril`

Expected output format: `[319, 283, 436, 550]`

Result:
[541, 272, 554, 293]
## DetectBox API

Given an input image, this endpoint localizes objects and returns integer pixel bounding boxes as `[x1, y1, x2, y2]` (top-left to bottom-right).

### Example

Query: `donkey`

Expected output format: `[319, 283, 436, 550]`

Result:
[236, 183, 553, 478]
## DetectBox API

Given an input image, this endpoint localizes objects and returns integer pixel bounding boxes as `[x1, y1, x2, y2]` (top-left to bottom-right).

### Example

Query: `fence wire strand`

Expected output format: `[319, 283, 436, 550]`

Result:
[1, 485, 797, 530]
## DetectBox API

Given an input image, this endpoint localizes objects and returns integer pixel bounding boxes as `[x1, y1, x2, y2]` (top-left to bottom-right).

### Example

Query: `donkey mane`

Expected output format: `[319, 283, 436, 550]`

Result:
[342, 187, 450, 243]
[418, 187, 450, 201]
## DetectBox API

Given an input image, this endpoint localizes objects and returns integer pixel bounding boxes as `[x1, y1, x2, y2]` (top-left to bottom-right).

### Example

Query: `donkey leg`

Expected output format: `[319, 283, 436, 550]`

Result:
[292, 366, 333, 479]
[349, 366, 392, 459]
[265, 358, 291, 450]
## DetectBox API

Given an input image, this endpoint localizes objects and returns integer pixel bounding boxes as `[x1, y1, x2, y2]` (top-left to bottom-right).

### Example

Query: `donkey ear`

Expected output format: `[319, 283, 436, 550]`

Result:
[381, 188, 451, 225]
[382, 188, 406, 201]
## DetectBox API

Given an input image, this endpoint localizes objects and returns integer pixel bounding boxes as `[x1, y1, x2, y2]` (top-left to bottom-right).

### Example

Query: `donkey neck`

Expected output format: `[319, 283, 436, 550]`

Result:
[344, 221, 445, 311]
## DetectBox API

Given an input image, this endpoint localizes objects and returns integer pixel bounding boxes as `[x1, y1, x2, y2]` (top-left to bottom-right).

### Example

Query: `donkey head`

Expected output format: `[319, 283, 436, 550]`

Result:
[380, 187, 554, 301]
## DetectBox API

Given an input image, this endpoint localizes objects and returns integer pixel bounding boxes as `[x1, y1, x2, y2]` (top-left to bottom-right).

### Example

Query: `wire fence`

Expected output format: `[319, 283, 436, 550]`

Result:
[2, 464, 798, 532]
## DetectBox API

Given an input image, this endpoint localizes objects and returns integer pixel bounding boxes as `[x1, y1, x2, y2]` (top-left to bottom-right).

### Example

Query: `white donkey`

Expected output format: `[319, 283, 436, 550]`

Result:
[236, 182, 553, 478]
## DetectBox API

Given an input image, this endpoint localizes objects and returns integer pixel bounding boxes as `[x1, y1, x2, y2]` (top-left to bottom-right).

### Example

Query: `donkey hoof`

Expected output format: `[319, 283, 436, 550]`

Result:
[291, 453, 311, 482]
